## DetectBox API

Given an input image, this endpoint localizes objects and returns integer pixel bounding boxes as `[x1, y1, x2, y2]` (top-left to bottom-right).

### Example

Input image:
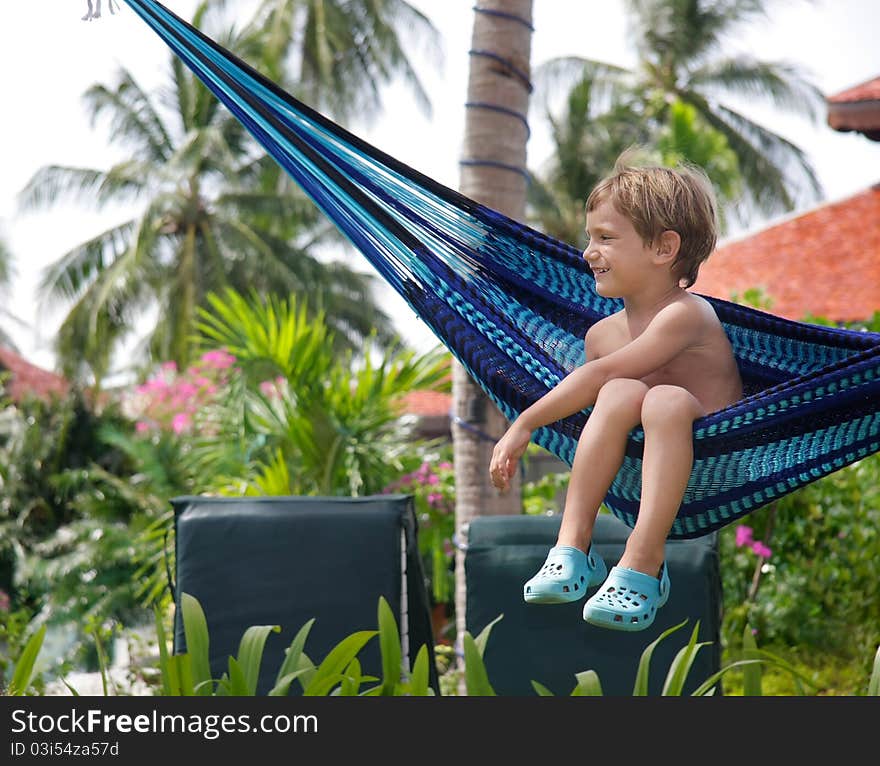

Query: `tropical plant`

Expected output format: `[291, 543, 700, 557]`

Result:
[464, 616, 817, 697]
[178, 288, 451, 498]
[15, 594, 879, 697]
[532, 0, 824, 229]
[719, 452, 880, 660]
[0, 229, 24, 350]
[0, 388, 166, 674]
[164, 593, 436, 696]
[17, 3, 396, 386]
[239, 0, 442, 125]
[384, 457, 456, 606]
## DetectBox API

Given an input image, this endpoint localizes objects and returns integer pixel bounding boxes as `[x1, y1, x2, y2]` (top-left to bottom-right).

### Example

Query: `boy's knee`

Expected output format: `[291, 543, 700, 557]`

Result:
[641, 385, 700, 428]
[595, 378, 648, 424]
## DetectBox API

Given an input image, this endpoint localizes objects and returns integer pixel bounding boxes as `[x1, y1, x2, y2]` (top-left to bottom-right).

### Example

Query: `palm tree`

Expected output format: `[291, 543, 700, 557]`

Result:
[534, 0, 824, 225]
[453, 0, 534, 688]
[239, 0, 442, 125]
[528, 74, 653, 247]
[529, 74, 744, 245]
[0, 230, 24, 351]
[17, 9, 397, 386]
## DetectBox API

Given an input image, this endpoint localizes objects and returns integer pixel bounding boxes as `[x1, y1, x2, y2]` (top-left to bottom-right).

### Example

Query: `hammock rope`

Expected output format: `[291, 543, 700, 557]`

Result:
[122, 0, 880, 538]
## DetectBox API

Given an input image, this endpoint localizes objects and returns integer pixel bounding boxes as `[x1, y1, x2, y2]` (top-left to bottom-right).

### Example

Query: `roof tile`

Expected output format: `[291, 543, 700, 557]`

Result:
[693, 186, 880, 322]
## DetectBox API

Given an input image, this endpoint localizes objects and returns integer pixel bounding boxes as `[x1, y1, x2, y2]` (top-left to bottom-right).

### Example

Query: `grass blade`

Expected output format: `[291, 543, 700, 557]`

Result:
[60, 678, 81, 696]
[8, 624, 47, 696]
[268, 668, 314, 697]
[225, 656, 250, 696]
[377, 596, 402, 695]
[463, 631, 496, 696]
[274, 618, 315, 693]
[661, 621, 710, 696]
[302, 631, 377, 696]
[474, 614, 503, 656]
[154, 605, 178, 696]
[869, 645, 880, 696]
[236, 624, 281, 695]
[180, 593, 213, 695]
[407, 645, 431, 696]
[632, 619, 688, 696]
[571, 670, 604, 696]
[742, 625, 763, 696]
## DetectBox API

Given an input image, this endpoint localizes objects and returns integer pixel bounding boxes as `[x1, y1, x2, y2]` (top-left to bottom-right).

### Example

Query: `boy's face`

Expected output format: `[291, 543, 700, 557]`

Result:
[583, 199, 657, 298]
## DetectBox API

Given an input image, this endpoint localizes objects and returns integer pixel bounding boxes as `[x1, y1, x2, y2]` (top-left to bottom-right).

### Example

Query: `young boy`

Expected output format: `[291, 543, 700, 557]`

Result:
[488, 158, 743, 631]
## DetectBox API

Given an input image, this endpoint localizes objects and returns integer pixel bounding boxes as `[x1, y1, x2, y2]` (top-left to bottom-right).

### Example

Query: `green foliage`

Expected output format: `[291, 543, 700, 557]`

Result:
[656, 100, 742, 209]
[0, 386, 160, 666]
[9, 595, 880, 697]
[0, 602, 37, 688]
[530, 0, 824, 230]
[159, 593, 433, 697]
[729, 285, 774, 311]
[719, 453, 880, 662]
[384, 454, 456, 605]
[3, 623, 47, 696]
[522, 469, 570, 516]
[184, 288, 451, 499]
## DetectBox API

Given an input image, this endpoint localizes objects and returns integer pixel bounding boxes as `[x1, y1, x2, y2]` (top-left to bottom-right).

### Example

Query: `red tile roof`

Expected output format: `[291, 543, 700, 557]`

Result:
[827, 76, 880, 140]
[400, 390, 451, 417]
[827, 76, 880, 104]
[0, 347, 69, 403]
[692, 185, 880, 323]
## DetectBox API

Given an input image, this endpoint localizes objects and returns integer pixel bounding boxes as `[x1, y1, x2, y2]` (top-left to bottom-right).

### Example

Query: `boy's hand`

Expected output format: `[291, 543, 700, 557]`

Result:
[489, 422, 531, 492]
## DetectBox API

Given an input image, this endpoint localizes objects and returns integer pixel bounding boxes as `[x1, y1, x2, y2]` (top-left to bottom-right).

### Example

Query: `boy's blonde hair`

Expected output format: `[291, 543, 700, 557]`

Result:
[586, 156, 718, 288]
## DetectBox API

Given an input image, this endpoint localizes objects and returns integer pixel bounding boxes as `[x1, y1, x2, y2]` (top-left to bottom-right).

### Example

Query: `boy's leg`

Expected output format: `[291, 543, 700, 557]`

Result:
[582, 385, 703, 629]
[617, 384, 705, 577]
[523, 378, 647, 604]
[556, 377, 648, 551]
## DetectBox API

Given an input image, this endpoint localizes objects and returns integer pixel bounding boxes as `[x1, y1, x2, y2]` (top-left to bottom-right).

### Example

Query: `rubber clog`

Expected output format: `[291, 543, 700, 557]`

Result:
[523, 545, 607, 604]
[582, 562, 670, 631]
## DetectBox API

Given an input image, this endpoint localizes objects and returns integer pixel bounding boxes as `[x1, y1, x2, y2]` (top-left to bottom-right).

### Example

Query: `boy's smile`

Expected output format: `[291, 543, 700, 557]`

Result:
[584, 199, 655, 297]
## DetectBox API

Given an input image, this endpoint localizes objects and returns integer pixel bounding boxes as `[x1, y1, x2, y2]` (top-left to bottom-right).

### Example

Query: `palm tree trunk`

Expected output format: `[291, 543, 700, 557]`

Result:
[177, 222, 198, 368]
[453, 0, 533, 692]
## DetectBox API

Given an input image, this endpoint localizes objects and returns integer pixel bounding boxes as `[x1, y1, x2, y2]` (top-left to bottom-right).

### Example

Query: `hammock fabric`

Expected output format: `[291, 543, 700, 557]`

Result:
[123, 0, 880, 539]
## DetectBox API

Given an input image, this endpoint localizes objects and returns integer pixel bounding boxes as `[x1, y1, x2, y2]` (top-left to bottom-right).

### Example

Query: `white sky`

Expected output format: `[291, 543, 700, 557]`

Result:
[1, 0, 879, 373]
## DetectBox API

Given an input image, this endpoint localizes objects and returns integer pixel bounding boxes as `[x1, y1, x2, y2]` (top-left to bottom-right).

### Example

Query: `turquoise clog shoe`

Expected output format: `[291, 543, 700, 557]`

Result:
[523, 545, 607, 604]
[582, 562, 670, 631]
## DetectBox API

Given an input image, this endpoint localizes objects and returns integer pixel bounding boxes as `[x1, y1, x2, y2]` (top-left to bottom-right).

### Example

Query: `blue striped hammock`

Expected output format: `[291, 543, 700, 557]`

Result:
[124, 0, 880, 538]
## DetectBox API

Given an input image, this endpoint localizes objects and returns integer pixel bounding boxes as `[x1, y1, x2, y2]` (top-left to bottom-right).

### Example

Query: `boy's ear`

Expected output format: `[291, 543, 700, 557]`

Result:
[654, 230, 681, 264]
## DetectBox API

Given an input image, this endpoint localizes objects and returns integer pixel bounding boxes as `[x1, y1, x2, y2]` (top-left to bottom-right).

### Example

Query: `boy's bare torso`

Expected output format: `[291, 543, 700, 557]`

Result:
[587, 293, 743, 415]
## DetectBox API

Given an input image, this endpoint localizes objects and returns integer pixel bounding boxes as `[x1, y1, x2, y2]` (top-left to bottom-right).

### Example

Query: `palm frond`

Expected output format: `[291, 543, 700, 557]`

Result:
[17, 166, 109, 212]
[82, 69, 174, 163]
[37, 221, 137, 303]
[711, 102, 822, 208]
[690, 57, 825, 123]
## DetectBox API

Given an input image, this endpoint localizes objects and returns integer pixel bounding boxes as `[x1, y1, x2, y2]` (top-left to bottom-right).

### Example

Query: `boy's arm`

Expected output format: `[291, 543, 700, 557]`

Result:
[489, 301, 702, 490]
[522, 301, 702, 428]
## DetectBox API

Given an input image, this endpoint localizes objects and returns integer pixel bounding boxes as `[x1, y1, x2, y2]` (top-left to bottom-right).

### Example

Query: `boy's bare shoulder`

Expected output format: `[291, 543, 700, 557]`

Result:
[584, 311, 627, 360]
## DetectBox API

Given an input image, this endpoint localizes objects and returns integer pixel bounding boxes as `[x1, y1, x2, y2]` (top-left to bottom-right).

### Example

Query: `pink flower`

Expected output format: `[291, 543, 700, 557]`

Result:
[735, 525, 754, 548]
[135, 421, 151, 433]
[427, 474, 439, 485]
[171, 412, 191, 434]
[259, 380, 280, 398]
[161, 361, 178, 373]
[427, 493, 443, 507]
[200, 349, 236, 369]
[0, 589, 10, 612]
[439, 462, 453, 470]
[751, 542, 772, 559]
